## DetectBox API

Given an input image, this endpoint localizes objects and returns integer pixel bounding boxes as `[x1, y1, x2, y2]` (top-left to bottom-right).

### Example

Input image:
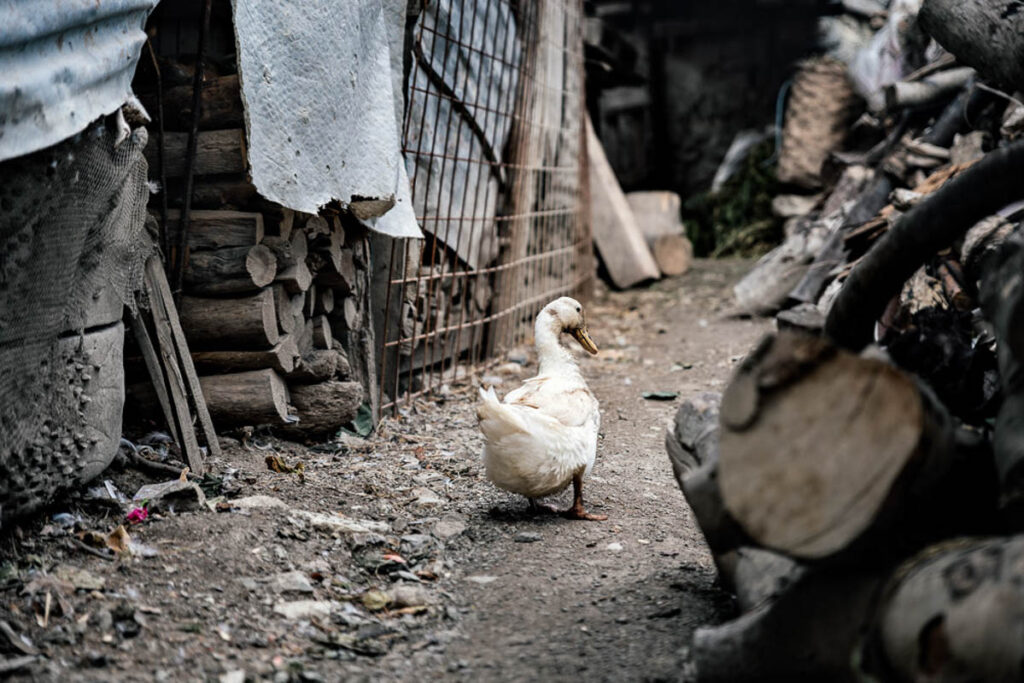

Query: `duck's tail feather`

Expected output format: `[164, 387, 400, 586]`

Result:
[477, 385, 529, 437]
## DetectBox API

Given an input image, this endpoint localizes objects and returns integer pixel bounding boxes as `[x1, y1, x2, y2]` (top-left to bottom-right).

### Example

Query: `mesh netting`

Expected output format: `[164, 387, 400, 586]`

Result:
[0, 115, 151, 521]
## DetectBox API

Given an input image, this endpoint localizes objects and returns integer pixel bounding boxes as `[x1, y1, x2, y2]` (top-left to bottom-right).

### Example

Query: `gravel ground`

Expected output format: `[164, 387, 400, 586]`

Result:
[0, 259, 769, 682]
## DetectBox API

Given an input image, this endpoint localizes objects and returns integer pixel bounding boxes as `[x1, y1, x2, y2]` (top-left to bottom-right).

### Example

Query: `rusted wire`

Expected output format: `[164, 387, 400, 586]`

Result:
[380, 0, 590, 414]
[171, 0, 213, 302]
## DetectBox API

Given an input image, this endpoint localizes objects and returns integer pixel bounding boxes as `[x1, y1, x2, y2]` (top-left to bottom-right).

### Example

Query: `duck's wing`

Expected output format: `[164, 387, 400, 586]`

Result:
[503, 376, 597, 428]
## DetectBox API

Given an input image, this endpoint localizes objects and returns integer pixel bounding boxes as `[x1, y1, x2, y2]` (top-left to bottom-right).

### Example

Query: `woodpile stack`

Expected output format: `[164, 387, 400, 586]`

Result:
[130, 64, 364, 437]
[667, 1, 1024, 680]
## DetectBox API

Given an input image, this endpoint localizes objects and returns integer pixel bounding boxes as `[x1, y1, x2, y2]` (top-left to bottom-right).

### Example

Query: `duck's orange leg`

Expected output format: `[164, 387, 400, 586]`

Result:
[562, 473, 607, 521]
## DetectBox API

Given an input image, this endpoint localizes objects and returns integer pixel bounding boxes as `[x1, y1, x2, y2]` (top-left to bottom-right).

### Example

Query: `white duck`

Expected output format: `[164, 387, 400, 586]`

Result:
[477, 297, 606, 520]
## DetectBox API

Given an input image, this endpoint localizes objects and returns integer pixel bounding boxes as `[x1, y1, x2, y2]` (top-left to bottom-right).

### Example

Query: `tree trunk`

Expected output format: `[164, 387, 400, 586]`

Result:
[315, 247, 356, 292]
[693, 569, 884, 682]
[272, 285, 296, 334]
[717, 331, 955, 562]
[144, 129, 247, 177]
[919, 0, 1024, 92]
[168, 210, 263, 251]
[285, 349, 337, 383]
[884, 67, 975, 110]
[867, 536, 1024, 683]
[138, 74, 242, 130]
[179, 290, 279, 349]
[278, 380, 363, 437]
[184, 245, 277, 295]
[199, 369, 290, 427]
[191, 336, 301, 375]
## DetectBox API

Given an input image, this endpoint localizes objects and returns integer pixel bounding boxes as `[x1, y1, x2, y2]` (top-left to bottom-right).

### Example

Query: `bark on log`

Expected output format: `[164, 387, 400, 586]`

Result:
[272, 285, 296, 334]
[315, 247, 356, 292]
[199, 370, 290, 427]
[285, 349, 337, 383]
[665, 392, 747, 580]
[184, 245, 277, 295]
[884, 67, 976, 110]
[694, 569, 884, 682]
[145, 129, 246, 177]
[826, 140, 1024, 350]
[718, 331, 954, 562]
[264, 231, 312, 294]
[278, 380, 363, 437]
[191, 336, 301, 375]
[165, 176, 259, 211]
[139, 74, 242, 130]
[980, 236, 1024, 508]
[168, 210, 263, 251]
[179, 290, 279, 349]
[919, 0, 1024, 93]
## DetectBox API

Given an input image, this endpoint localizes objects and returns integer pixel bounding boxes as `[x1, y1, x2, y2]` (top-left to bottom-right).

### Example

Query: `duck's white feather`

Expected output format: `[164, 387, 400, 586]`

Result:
[477, 298, 600, 499]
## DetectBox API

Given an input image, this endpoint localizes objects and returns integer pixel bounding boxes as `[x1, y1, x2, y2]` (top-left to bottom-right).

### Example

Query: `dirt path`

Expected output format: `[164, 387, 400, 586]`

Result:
[1, 259, 768, 682]
[440, 259, 767, 682]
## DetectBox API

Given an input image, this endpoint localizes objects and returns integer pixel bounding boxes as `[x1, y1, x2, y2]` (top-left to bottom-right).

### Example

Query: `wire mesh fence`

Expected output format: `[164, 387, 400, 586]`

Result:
[378, 0, 591, 413]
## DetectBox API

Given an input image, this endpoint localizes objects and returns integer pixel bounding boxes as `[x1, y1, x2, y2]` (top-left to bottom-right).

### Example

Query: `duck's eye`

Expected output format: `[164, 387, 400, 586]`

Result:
[576, 306, 581, 313]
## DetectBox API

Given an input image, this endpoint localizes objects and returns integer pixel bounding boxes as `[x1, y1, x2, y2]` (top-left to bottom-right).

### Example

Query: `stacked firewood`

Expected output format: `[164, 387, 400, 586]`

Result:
[669, 1, 1024, 680]
[130, 72, 364, 436]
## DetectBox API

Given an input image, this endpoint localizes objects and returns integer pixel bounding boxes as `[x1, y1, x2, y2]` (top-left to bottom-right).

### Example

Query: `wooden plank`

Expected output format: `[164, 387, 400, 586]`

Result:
[585, 115, 660, 288]
[147, 257, 222, 464]
[144, 259, 205, 473]
[128, 311, 181, 447]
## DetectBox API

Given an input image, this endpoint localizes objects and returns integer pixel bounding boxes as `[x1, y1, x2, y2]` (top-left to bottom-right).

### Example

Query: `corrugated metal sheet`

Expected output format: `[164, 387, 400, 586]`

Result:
[0, 0, 157, 163]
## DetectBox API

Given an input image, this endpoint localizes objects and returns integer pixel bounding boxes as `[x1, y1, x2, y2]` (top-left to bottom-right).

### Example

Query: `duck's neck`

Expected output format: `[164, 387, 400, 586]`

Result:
[535, 316, 578, 376]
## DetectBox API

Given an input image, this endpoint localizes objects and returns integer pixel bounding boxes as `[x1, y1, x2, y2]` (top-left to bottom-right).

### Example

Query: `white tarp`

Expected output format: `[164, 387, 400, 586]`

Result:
[232, 0, 421, 238]
[0, 0, 157, 163]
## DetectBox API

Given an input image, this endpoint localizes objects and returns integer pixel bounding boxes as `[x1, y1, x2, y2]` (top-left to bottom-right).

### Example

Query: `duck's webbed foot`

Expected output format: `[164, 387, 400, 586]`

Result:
[561, 473, 607, 521]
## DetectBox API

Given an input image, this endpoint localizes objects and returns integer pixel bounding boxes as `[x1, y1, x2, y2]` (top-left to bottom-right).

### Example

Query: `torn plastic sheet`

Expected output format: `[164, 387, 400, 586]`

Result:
[232, 0, 421, 238]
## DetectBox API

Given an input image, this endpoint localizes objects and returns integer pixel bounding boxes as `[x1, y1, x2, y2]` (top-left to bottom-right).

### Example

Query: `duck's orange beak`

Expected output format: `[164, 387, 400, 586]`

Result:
[571, 326, 598, 354]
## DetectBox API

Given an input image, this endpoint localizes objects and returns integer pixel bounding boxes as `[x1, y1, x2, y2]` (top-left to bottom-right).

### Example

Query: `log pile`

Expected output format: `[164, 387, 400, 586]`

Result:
[667, 2, 1024, 680]
[130, 60, 363, 436]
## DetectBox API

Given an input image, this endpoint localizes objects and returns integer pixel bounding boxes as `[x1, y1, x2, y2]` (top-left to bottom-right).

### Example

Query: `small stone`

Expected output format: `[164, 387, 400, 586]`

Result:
[230, 495, 288, 509]
[432, 516, 466, 540]
[514, 532, 542, 544]
[465, 575, 498, 585]
[400, 534, 435, 561]
[606, 542, 623, 553]
[273, 600, 335, 620]
[481, 375, 503, 387]
[220, 670, 245, 683]
[54, 565, 105, 591]
[268, 571, 314, 594]
[388, 583, 432, 609]
[411, 487, 444, 510]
